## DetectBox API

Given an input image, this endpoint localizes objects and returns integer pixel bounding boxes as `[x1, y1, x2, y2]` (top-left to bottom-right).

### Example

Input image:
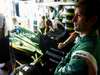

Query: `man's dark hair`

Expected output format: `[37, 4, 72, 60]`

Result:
[76, 0, 100, 16]
[76, 0, 100, 30]
[46, 19, 53, 27]
[42, 16, 45, 20]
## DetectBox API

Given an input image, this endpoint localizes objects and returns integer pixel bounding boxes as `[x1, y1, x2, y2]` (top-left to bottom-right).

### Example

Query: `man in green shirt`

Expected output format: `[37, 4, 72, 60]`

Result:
[54, 0, 100, 75]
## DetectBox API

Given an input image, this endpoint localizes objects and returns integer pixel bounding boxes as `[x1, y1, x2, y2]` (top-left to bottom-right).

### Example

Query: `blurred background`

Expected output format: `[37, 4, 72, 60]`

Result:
[0, 0, 78, 75]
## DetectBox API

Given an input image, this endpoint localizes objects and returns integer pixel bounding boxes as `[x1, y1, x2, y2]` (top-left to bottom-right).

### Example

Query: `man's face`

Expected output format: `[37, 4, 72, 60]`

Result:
[72, 8, 91, 33]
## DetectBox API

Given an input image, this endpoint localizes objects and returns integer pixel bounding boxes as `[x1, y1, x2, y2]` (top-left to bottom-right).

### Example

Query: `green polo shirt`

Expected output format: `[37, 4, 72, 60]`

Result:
[95, 37, 100, 75]
[54, 33, 98, 75]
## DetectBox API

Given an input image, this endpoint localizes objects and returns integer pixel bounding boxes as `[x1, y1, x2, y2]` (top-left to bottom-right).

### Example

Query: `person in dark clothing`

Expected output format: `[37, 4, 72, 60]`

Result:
[0, 14, 10, 63]
[0, 14, 15, 75]
[0, 37, 10, 63]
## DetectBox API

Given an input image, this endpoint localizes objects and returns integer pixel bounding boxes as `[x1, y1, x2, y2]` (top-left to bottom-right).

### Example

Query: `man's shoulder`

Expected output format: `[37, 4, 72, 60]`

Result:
[77, 40, 94, 50]
[72, 37, 96, 54]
